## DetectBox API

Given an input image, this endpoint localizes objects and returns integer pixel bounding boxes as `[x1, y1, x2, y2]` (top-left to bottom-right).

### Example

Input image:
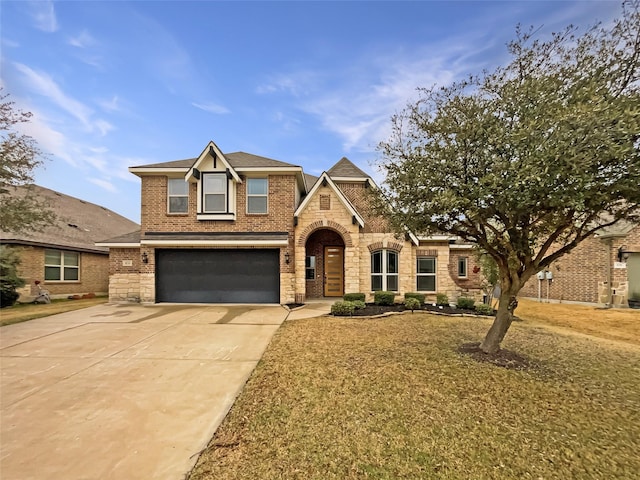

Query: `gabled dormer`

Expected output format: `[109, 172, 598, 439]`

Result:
[185, 141, 243, 221]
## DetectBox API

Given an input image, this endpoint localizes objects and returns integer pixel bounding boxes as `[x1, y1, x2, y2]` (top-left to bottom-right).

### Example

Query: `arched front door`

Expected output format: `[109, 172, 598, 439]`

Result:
[305, 229, 345, 298]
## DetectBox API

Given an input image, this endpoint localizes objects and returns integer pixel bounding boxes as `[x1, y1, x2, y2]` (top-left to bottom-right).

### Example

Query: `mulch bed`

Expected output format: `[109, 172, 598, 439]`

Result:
[347, 303, 490, 317]
[457, 342, 538, 370]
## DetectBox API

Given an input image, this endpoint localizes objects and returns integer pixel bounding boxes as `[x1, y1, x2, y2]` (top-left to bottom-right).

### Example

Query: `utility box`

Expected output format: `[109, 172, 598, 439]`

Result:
[536, 271, 545, 280]
[545, 271, 553, 280]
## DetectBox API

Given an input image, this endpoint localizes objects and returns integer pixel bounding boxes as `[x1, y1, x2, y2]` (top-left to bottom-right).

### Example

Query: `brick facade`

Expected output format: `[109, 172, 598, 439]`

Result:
[519, 224, 640, 306]
[13, 245, 109, 300]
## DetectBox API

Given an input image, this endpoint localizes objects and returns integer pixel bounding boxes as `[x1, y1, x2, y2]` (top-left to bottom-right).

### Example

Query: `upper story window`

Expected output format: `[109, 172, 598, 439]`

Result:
[45, 249, 79, 282]
[417, 257, 436, 292]
[167, 178, 189, 213]
[203, 173, 227, 213]
[371, 249, 398, 291]
[247, 178, 268, 214]
[458, 257, 468, 278]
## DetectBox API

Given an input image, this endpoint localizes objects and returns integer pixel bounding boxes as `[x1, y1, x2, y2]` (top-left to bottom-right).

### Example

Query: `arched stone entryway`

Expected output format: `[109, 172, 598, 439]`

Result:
[305, 229, 346, 298]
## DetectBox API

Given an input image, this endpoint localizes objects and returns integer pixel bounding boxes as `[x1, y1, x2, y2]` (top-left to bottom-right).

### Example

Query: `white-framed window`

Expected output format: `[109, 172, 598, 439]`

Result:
[202, 173, 227, 213]
[247, 178, 268, 214]
[305, 256, 316, 280]
[371, 250, 399, 291]
[417, 257, 436, 292]
[45, 249, 79, 282]
[458, 257, 468, 278]
[167, 178, 189, 213]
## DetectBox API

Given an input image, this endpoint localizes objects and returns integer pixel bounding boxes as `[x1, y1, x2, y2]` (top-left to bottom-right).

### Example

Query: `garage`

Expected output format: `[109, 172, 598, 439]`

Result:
[155, 249, 280, 303]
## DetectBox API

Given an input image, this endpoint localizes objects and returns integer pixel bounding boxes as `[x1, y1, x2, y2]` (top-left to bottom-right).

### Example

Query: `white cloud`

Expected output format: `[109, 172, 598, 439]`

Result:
[88, 177, 117, 193]
[68, 30, 97, 48]
[97, 95, 122, 113]
[28, 0, 58, 33]
[14, 62, 114, 136]
[191, 102, 230, 115]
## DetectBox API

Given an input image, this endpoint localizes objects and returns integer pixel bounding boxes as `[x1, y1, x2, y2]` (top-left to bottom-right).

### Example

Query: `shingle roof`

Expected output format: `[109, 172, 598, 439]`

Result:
[327, 157, 371, 179]
[0, 185, 140, 253]
[131, 152, 299, 170]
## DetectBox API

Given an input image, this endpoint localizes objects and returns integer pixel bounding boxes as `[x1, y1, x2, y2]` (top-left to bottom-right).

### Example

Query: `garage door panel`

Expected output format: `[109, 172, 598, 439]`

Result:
[156, 249, 280, 303]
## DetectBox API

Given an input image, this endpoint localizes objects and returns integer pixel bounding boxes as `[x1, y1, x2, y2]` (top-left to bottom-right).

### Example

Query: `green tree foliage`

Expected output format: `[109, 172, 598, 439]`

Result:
[376, 2, 640, 353]
[0, 90, 55, 233]
[0, 245, 26, 307]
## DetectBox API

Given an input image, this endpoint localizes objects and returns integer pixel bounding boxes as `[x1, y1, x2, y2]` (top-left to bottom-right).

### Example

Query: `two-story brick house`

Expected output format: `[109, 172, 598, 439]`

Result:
[97, 141, 482, 304]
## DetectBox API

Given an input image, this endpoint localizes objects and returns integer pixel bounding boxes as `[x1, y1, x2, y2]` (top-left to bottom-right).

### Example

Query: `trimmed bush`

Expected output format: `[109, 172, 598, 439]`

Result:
[456, 297, 476, 309]
[331, 301, 356, 316]
[404, 292, 425, 305]
[344, 293, 366, 302]
[475, 303, 495, 316]
[404, 297, 421, 312]
[436, 293, 449, 306]
[352, 300, 366, 310]
[374, 291, 396, 306]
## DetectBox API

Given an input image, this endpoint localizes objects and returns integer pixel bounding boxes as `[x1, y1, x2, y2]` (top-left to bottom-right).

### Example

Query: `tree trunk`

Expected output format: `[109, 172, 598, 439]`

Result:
[479, 291, 519, 354]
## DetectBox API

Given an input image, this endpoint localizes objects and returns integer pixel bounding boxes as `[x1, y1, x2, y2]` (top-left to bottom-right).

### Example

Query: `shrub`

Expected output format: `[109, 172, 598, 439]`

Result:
[404, 292, 425, 305]
[331, 301, 356, 316]
[352, 300, 366, 310]
[374, 291, 396, 306]
[404, 297, 421, 312]
[456, 297, 476, 309]
[0, 246, 25, 308]
[344, 293, 366, 302]
[475, 303, 495, 316]
[436, 293, 449, 306]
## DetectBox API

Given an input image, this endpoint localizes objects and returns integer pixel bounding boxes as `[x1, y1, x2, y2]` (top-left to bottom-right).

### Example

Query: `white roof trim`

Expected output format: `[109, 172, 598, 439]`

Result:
[407, 231, 419, 246]
[236, 166, 303, 172]
[141, 239, 288, 247]
[417, 235, 458, 241]
[186, 141, 242, 183]
[449, 244, 475, 250]
[128, 167, 187, 175]
[330, 176, 371, 182]
[294, 172, 365, 227]
[94, 242, 140, 248]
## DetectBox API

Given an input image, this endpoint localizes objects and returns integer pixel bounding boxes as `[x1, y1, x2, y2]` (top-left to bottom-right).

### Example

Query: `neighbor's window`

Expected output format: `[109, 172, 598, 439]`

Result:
[168, 178, 189, 213]
[45, 249, 79, 281]
[203, 173, 227, 212]
[305, 256, 316, 280]
[247, 178, 268, 214]
[371, 250, 399, 291]
[417, 257, 436, 291]
[458, 257, 468, 278]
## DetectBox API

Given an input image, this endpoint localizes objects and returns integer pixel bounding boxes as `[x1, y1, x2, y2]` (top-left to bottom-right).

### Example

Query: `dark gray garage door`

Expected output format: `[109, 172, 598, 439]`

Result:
[155, 249, 280, 303]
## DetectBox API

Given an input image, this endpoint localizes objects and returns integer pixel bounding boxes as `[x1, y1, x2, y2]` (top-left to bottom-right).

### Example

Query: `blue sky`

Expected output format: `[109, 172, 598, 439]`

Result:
[1, 1, 619, 223]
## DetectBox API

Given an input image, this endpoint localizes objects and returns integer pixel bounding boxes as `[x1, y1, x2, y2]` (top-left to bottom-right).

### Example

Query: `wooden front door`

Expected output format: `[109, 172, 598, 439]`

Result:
[324, 246, 344, 297]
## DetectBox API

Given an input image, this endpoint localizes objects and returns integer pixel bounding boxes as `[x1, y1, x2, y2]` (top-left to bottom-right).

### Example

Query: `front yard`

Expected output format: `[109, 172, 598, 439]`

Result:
[0, 297, 108, 326]
[188, 301, 640, 479]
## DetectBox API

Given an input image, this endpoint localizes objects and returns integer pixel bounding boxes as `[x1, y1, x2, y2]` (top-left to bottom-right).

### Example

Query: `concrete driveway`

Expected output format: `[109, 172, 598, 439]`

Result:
[0, 303, 290, 480]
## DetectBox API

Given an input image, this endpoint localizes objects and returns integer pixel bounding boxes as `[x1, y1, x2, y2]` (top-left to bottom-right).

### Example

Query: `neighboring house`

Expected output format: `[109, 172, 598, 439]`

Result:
[97, 141, 483, 304]
[0, 185, 139, 301]
[519, 221, 640, 307]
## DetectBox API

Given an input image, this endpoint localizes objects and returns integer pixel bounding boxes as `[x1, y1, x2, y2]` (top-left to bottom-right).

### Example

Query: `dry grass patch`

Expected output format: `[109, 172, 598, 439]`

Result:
[189, 314, 640, 480]
[0, 297, 107, 326]
[516, 298, 640, 345]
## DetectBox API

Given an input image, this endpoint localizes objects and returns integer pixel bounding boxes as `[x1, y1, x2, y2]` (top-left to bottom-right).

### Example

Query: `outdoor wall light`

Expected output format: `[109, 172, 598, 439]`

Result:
[142, 252, 149, 264]
[284, 252, 290, 264]
[617, 246, 630, 262]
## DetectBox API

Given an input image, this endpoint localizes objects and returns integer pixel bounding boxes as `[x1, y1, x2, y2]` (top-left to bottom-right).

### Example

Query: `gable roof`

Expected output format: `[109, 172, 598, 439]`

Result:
[294, 172, 365, 227]
[0, 185, 139, 254]
[130, 150, 299, 171]
[327, 157, 371, 180]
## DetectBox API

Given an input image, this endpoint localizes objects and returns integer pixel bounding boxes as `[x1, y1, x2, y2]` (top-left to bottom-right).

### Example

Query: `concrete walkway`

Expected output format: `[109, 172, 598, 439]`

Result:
[0, 303, 298, 480]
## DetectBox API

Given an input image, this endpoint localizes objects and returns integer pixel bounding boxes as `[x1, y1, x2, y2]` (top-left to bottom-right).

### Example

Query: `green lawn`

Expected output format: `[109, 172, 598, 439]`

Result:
[188, 311, 640, 479]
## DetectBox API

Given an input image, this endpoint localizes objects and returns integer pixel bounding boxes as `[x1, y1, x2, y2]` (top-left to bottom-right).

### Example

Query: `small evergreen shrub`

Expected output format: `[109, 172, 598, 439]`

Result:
[456, 297, 476, 309]
[404, 297, 421, 312]
[0, 246, 26, 308]
[343, 293, 366, 302]
[331, 301, 356, 316]
[404, 292, 425, 305]
[352, 300, 366, 310]
[436, 293, 449, 306]
[374, 291, 396, 306]
[475, 303, 495, 316]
